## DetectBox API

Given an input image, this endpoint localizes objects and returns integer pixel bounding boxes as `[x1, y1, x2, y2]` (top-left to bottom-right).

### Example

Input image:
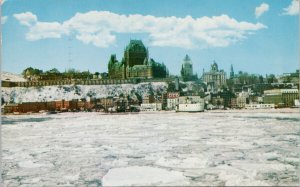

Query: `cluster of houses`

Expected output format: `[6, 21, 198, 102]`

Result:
[140, 93, 204, 112]
[2, 91, 205, 114]
[3, 87, 299, 114]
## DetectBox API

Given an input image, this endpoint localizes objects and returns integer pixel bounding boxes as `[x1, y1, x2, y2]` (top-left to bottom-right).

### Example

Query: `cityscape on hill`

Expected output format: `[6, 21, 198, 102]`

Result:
[2, 39, 300, 114]
[1, 0, 299, 186]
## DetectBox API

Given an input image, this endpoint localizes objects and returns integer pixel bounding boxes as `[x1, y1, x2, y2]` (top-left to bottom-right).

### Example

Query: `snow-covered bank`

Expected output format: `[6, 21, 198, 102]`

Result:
[1, 82, 168, 103]
[1, 72, 27, 82]
[2, 110, 300, 186]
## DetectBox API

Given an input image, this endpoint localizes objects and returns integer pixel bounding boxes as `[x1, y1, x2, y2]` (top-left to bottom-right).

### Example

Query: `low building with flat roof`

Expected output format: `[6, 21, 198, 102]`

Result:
[263, 89, 299, 107]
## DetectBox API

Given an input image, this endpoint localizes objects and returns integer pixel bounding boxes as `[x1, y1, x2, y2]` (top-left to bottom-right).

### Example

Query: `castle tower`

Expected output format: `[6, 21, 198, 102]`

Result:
[182, 54, 193, 77]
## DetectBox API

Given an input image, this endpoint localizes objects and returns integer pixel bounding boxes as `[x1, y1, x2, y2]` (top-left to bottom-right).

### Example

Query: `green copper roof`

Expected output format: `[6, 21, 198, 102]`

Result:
[183, 54, 192, 64]
[125, 40, 147, 52]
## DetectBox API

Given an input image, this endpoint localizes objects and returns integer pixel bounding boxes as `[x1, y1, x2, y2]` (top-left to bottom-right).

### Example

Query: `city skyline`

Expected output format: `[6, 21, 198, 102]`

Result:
[1, 0, 299, 76]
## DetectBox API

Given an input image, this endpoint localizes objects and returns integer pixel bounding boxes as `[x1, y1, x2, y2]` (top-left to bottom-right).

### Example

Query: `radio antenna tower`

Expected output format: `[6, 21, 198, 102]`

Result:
[67, 36, 73, 71]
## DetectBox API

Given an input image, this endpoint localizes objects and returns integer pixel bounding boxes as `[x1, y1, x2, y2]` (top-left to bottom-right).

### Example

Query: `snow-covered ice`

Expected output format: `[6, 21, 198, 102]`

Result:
[102, 166, 188, 186]
[2, 109, 300, 186]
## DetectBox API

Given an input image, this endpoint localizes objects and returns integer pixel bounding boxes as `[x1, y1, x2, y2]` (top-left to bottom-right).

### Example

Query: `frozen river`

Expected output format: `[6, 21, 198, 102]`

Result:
[2, 109, 300, 186]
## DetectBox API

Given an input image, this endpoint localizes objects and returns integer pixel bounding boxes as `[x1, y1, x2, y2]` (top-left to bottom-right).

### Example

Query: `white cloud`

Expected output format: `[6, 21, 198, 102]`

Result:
[14, 11, 267, 49]
[75, 31, 116, 47]
[255, 3, 269, 18]
[14, 12, 37, 26]
[283, 0, 299, 15]
[26, 22, 68, 41]
[1, 16, 8, 24]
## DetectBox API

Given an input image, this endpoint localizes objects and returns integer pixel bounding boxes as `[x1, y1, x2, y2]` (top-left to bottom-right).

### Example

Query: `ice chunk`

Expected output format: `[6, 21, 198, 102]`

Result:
[102, 166, 188, 186]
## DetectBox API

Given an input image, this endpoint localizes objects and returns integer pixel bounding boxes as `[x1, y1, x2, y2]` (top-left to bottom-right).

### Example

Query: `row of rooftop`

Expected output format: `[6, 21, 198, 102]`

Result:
[3, 88, 299, 114]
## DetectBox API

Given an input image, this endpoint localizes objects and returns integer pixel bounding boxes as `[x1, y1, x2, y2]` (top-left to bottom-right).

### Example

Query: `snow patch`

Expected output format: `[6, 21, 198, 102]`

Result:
[1, 72, 27, 82]
[2, 82, 168, 103]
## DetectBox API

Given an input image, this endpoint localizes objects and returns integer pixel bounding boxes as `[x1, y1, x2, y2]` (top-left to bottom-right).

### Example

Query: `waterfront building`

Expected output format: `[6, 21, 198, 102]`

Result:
[108, 40, 168, 79]
[155, 93, 168, 110]
[245, 103, 275, 109]
[3, 99, 93, 114]
[140, 103, 162, 111]
[96, 97, 114, 109]
[211, 95, 224, 108]
[178, 96, 202, 104]
[202, 61, 227, 93]
[142, 94, 155, 104]
[177, 96, 204, 112]
[263, 89, 299, 107]
[230, 98, 237, 108]
[3, 103, 19, 114]
[236, 92, 249, 108]
[166, 92, 180, 110]
[209, 90, 235, 108]
[177, 103, 204, 112]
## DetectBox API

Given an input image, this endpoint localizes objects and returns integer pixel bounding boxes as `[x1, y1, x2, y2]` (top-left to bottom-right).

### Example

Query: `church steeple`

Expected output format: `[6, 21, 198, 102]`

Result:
[230, 64, 234, 79]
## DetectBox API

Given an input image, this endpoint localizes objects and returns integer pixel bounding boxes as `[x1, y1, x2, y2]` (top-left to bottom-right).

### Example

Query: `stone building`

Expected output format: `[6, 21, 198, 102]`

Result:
[167, 92, 180, 110]
[177, 96, 205, 112]
[140, 103, 162, 111]
[142, 94, 155, 104]
[202, 61, 227, 93]
[236, 92, 249, 108]
[263, 89, 299, 107]
[108, 40, 168, 79]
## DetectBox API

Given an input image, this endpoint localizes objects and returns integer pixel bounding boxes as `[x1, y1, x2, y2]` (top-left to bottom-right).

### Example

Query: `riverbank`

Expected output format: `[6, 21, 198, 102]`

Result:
[3, 107, 300, 116]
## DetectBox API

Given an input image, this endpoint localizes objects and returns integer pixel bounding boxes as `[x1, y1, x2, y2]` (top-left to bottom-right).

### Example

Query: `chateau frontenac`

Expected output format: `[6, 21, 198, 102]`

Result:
[108, 40, 168, 79]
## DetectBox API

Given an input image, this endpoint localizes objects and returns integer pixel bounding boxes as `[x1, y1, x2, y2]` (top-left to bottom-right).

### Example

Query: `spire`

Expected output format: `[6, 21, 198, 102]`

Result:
[184, 54, 191, 64]
[181, 64, 184, 76]
[211, 61, 218, 72]
[230, 64, 234, 79]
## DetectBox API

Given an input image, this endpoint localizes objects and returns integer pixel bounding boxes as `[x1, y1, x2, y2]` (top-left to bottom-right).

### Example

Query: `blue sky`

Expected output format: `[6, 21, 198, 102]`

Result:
[1, 0, 299, 76]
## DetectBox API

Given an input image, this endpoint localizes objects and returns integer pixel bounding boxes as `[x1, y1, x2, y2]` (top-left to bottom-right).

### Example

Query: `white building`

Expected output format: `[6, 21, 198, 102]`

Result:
[236, 92, 249, 108]
[178, 103, 204, 112]
[245, 103, 275, 109]
[177, 96, 204, 112]
[140, 103, 162, 112]
[179, 96, 202, 104]
[263, 89, 299, 107]
[166, 92, 180, 110]
[167, 98, 179, 110]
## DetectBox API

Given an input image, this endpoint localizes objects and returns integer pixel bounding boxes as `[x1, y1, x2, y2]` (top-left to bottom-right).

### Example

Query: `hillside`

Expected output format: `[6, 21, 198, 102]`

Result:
[1, 82, 168, 103]
[1, 72, 27, 82]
